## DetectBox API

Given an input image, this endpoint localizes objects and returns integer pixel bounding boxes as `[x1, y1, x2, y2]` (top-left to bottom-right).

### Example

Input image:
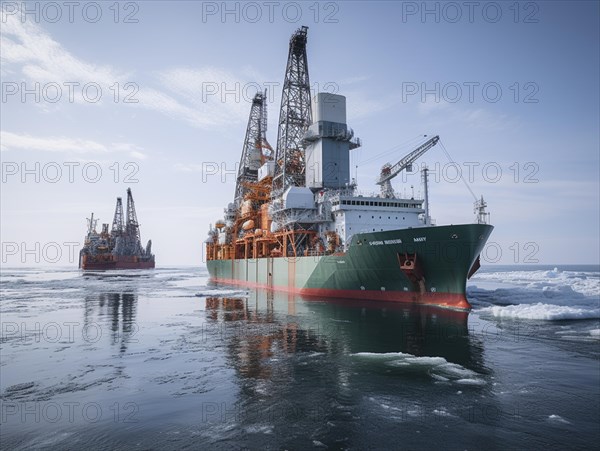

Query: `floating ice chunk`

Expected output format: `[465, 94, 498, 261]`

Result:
[456, 378, 486, 386]
[479, 303, 600, 321]
[471, 268, 599, 299]
[548, 414, 571, 424]
[433, 408, 453, 417]
[245, 424, 274, 434]
[351, 352, 485, 384]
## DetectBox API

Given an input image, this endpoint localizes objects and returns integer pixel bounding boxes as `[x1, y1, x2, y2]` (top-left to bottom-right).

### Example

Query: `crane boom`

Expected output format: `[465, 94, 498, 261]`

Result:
[376, 135, 439, 198]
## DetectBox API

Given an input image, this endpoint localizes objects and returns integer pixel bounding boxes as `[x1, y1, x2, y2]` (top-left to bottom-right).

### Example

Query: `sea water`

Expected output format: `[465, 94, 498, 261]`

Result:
[1, 265, 598, 449]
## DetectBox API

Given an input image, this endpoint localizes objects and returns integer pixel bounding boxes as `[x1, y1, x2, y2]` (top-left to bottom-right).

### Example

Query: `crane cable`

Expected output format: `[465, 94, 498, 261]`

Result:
[437, 138, 478, 202]
[360, 134, 427, 165]
[359, 133, 480, 203]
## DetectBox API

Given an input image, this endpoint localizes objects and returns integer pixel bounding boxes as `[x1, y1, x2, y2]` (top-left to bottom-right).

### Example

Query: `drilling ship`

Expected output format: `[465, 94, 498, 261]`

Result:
[79, 188, 155, 270]
[206, 27, 493, 310]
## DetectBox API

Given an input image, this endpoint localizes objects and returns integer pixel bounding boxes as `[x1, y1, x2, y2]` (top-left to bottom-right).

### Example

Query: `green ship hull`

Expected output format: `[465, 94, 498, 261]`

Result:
[207, 223, 493, 310]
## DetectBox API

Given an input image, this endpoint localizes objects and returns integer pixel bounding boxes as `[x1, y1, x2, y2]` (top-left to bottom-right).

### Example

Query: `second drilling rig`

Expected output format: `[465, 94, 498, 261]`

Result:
[79, 188, 155, 270]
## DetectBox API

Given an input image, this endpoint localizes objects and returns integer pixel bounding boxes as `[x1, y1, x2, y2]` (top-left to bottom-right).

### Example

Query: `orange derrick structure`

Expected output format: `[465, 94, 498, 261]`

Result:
[206, 26, 340, 263]
[206, 172, 336, 261]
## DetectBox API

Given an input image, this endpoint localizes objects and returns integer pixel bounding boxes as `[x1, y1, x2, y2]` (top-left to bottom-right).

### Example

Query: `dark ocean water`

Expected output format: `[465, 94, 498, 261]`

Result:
[1, 265, 598, 450]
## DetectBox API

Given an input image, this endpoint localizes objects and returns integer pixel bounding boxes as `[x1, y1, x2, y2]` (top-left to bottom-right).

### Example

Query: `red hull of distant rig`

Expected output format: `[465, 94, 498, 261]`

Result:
[80, 255, 155, 270]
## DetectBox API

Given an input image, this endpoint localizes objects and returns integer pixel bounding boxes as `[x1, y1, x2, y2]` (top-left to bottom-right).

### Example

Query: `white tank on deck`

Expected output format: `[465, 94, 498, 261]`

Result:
[241, 200, 252, 216]
[283, 186, 315, 210]
[258, 161, 275, 181]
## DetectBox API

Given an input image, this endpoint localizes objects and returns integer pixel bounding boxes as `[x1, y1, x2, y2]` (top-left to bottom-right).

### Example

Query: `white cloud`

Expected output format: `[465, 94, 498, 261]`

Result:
[2, 11, 392, 130]
[339, 75, 369, 85]
[1, 13, 128, 85]
[0, 130, 147, 159]
[344, 89, 397, 121]
[416, 100, 517, 132]
[0, 11, 254, 129]
[173, 163, 205, 173]
[154, 67, 253, 126]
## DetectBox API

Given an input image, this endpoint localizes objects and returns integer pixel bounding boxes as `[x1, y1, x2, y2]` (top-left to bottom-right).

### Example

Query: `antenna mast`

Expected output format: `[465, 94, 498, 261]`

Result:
[86, 213, 97, 235]
[422, 166, 430, 225]
[475, 196, 490, 224]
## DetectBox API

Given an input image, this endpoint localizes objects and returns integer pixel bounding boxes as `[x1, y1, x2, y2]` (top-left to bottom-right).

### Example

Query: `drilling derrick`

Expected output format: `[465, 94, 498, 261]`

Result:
[125, 187, 142, 255]
[272, 25, 312, 197]
[111, 197, 124, 237]
[234, 91, 273, 209]
[125, 188, 140, 241]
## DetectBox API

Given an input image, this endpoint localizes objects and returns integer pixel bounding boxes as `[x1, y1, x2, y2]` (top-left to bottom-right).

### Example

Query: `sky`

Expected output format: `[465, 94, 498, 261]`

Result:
[1, 0, 599, 267]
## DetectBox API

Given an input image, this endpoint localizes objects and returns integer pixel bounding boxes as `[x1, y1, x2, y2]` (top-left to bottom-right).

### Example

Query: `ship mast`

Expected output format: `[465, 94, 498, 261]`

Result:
[271, 25, 312, 197]
[86, 213, 98, 235]
[475, 196, 490, 224]
[422, 166, 431, 226]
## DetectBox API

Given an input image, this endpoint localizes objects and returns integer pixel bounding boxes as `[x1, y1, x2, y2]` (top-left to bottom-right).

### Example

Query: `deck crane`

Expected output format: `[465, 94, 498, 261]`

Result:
[376, 135, 439, 198]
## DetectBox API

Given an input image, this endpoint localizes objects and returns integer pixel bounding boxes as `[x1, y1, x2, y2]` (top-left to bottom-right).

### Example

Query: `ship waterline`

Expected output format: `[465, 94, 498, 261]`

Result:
[80, 255, 155, 270]
[208, 223, 493, 310]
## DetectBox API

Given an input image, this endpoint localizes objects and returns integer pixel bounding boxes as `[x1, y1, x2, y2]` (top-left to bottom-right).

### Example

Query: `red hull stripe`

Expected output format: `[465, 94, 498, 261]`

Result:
[81, 262, 155, 270]
[210, 277, 471, 311]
